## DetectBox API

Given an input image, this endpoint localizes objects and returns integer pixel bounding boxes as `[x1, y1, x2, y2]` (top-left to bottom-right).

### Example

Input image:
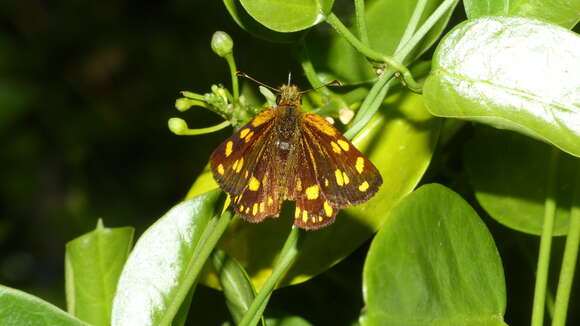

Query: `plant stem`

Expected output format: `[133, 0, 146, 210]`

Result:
[224, 53, 239, 101]
[552, 163, 580, 326]
[297, 43, 332, 96]
[530, 148, 560, 326]
[394, 0, 457, 63]
[239, 227, 302, 326]
[394, 0, 428, 54]
[344, 70, 395, 140]
[159, 209, 233, 326]
[325, 13, 421, 92]
[354, 0, 369, 45]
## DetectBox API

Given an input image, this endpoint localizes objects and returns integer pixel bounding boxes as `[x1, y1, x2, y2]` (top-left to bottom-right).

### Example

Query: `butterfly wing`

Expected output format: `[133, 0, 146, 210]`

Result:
[299, 112, 382, 206]
[289, 135, 340, 230]
[209, 108, 282, 222]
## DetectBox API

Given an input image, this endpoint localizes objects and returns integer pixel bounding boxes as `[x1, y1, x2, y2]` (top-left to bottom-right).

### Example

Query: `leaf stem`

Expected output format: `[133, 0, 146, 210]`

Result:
[393, 0, 457, 63]
[394, 0, 428, 54]
[159, 209, 233, 326]
[552, 163, 580, 326]
[344, 70, 395, 140]
[325, 13, 421, 92]
[168, 118, 231, 136]
[531, 148, 560, 326]
[239, 227, 302, 326]
[224, 53, 240, 101]
[354, 0, 369, 45]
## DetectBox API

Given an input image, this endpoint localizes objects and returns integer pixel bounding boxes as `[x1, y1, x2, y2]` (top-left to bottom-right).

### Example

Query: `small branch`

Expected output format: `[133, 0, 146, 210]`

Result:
[239, 227, 302, 326]
[552, 162, 580, 326]
[530, 148, 560, 326]
[394, 0, 428, 53]
[354, 0, 369, 45]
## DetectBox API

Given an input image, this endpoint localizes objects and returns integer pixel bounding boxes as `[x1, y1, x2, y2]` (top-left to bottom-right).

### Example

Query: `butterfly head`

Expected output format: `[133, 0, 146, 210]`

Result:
[276, 84, 301, 106]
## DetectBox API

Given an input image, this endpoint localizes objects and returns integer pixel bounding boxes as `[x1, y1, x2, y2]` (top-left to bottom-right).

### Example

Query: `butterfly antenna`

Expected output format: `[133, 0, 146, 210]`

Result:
[236, 72, 279, 92]
[299, 79, 343, 94]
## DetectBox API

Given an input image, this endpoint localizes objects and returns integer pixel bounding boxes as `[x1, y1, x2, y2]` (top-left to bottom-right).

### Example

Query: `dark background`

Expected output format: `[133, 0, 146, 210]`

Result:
[0, 1, 578, 325]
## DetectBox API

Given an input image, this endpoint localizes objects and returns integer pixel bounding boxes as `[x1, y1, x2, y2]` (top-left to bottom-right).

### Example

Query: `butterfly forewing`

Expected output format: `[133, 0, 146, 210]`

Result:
[299, 113, 382, 206]
[210, 108, 277, 196]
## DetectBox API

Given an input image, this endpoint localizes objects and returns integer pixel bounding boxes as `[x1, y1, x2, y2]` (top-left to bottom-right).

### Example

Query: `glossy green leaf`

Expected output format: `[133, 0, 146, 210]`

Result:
[464, 127, 576, 236]
[307, 0, 457, 83]
[0, 285, 88, 326]
[464, 0, 580, 29]
[111, 189, 223, 326]
[361, 184, 507, 326]
[65, 219, 134, 326]
[212, 249, 264, 325]
[190, 89, 440, 290]
[223, 0, 302, 43]
[239, 0, 334, 32]
[424, 17, 580, 158]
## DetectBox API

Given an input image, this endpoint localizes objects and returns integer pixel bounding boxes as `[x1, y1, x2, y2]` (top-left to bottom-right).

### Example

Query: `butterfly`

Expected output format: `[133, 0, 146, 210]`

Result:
[209, 73, 382, 230]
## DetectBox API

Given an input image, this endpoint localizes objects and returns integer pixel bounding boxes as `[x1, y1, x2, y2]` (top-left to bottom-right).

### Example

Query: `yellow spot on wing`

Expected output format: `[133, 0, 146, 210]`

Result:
[248, 176, 260, 191]
[356, 157, 365, 174]
[302, 210, 308, 223]
[305, 113, 336, 136]
[296, 179, 302, 191]
[324, 201, 333, 217]
[335, 169, 344, 186]
[225, 141, 233, 157]
[259, 202, 265, 213]
[337, 139, 350, 151]
[217, 164, 224, 175]
[295, 206, 301, 219]
[252, 203, 258, 215]
[235, 157, 244, 173]
[305, 185, 319, 200]
[244, 131, 255, 143]
[252, 109, 275, 127]
[342, 171, 350, 185]
[240, 204, 244, 211]
[239, 128, 250, 138]
[245, 206, 250, 214]
[324, 178, 329, 187]
[318, 216, 323, 222]
[359, 181, 370, 192]
[331, 141, 341, 153]
[268, 196, 273, 206]
[311, 217, 316, 223]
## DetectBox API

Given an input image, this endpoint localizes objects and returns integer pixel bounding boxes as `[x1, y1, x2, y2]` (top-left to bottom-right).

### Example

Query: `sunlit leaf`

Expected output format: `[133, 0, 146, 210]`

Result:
[239, 0, 334, 32]
[65, 219, 134, 326]
[0, 285, 88, 326]
[424, 17, 580, 158]
[464, 0, 580, 29]
[111, 190, 222, 326]
[361, 184, 507, 326]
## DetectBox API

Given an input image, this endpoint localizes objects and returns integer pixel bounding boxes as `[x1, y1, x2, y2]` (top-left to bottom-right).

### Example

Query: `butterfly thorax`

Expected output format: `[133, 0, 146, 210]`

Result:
[272, 85, 303, 200]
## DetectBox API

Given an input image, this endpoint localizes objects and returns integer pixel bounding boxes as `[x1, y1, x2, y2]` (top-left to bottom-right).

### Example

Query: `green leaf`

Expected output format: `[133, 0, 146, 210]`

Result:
[361, 184, 507, 326]
[65, 219, 134, 326]
[212, 249, 264, 325]
[307, 0, 457, 83]
[223, 0, 302, 43]
[239, 0, 334, 32]
[464, 126, 576, 236]
[464, 0, 580, 29]
[0, 285, 88, 326]
[222, 316, 313, 326]
[111, 189, 223, 326]
[424, 17, 580, 158]
[192, 89, 440, 290]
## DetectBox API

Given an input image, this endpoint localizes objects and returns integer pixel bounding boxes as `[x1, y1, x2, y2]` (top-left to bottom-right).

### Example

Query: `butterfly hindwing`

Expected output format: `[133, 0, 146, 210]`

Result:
[287, 134, 338, 230]
[231, 144, 282, 222]
[299, 113, 382, 206]
[210, 108, 277, 195]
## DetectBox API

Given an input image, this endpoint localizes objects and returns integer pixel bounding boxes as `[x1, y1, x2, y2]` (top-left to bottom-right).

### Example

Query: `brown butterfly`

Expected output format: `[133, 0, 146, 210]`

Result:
[209, 73, 382, 230]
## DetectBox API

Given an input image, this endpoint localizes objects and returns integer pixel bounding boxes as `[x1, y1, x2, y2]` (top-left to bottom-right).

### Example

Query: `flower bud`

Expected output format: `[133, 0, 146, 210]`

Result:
[211, 31, 233, 58]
